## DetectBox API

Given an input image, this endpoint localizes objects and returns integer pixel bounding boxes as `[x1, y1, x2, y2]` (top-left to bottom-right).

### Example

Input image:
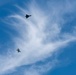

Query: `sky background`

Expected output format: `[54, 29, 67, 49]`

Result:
[0, 0, 76, 75]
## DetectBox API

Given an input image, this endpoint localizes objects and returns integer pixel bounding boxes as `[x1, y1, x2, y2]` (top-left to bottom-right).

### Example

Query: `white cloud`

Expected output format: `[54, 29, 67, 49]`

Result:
[0, 0, 76, 75]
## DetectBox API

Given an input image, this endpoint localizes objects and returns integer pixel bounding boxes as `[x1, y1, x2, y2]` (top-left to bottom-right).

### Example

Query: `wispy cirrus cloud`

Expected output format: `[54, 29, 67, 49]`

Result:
[0, 0, 76, 75]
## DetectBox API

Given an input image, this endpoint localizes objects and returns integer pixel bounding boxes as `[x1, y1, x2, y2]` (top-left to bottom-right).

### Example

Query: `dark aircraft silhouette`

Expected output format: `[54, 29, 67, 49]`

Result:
[25, 14, 31, 18]
[17, 48, 21, 52]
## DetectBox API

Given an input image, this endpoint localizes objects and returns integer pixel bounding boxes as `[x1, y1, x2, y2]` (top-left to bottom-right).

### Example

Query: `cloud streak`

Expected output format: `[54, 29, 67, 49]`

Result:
[0, 0, 76, 75]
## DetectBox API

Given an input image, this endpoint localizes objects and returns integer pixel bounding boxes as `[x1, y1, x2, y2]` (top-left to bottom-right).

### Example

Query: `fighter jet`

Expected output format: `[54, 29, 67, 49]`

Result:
[17, 48, 21, 52]
[25, 14, 31, 18]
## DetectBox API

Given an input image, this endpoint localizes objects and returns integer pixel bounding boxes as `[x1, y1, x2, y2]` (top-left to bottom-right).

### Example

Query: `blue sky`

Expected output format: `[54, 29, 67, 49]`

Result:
[0, 0, 76, 75]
